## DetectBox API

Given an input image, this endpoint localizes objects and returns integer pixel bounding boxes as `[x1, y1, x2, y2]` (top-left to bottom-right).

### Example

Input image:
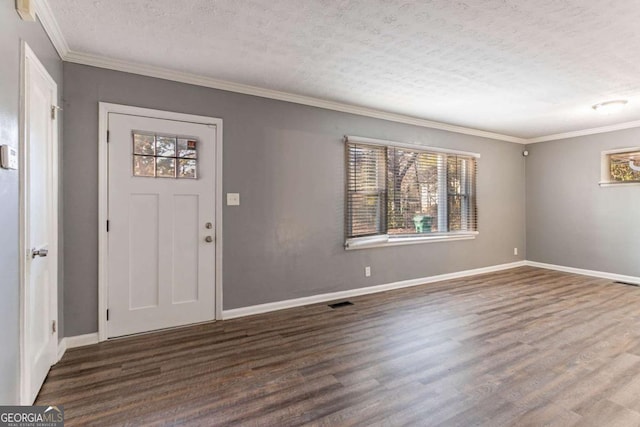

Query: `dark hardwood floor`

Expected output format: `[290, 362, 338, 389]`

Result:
[36, 266, 640, 426]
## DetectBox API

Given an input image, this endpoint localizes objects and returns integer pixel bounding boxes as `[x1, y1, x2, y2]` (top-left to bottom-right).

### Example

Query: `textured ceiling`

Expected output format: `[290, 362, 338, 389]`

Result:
[49, 0, 640, 139]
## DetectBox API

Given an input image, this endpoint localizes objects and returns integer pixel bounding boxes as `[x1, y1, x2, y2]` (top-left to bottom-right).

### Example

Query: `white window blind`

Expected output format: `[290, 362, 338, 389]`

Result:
[346, 136, 478, 246]
[346, 143, 387, 238]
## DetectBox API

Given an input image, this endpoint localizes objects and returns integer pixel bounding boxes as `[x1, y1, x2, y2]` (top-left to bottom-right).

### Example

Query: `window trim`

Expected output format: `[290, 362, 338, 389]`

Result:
[344, 135, 480, 249]
[345, 231, 479, 250]
[345, 135, 481, 159]
[600, 146, 640, 187]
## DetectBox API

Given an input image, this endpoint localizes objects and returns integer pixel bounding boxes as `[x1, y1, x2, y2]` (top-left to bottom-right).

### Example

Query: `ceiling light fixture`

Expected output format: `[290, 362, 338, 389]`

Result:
[592, 100, 628, 114]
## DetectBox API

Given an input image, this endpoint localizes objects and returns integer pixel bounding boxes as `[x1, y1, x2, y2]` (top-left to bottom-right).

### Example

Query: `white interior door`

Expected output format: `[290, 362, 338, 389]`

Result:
[21, 44, 59, 404]
[107, 113, 216, 337]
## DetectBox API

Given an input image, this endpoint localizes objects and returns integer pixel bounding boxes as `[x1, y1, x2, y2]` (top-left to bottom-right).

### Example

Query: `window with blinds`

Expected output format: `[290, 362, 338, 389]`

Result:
[346, 136, 478, 246]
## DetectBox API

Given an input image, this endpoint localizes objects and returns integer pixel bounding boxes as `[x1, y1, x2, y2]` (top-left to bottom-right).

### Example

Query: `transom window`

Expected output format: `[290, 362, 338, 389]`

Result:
[600, 148, 640, 185]
[132, 132, 198, 179]
[345, 136, 478, 248]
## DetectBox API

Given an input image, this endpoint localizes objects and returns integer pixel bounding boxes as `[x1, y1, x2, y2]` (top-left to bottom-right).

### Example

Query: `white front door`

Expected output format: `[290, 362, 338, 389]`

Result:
[107, 113, 217, 337]
[21, 44, 59, 404]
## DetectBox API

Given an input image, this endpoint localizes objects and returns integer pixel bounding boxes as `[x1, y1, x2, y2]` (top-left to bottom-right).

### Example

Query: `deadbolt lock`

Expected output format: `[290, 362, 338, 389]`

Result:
[205, 222, 213, 229]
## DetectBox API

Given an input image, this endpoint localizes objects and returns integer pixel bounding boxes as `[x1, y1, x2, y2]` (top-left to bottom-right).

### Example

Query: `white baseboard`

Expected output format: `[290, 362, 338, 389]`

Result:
[56, 260, 638, 343]
[525, 261, 640, 285]
[222, 261, 527, 320]
[66, 332, 99, 348]
[57, 332, 100, 361]
[56, 338, 67, 362]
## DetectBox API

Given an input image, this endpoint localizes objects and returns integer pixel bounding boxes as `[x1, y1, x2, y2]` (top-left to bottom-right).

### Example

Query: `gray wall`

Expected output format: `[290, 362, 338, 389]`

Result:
[63, 63, 526, 337]
[0, 4, 63, 405]
[526, 129, 640, 276]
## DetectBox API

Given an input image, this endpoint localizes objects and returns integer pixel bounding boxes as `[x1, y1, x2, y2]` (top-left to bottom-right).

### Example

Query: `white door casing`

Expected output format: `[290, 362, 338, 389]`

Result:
[104, 109, 222, 338]
[19, 43, 59, 405]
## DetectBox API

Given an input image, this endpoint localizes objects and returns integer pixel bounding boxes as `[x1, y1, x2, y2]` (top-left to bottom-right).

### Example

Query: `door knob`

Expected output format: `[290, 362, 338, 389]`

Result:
[31, 248, 48, 259]
[204, 236, 213, 243]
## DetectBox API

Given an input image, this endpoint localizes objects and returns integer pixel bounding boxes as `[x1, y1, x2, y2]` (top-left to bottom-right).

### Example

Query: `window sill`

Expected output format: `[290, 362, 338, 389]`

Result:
[345, 232, 478, 250]
[599, 181, 640, 187]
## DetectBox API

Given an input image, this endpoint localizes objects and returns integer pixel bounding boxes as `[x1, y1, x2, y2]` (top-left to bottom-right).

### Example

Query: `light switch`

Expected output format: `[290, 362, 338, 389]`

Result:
[226, 193, 240, 206]
[0, 145, 18, 170]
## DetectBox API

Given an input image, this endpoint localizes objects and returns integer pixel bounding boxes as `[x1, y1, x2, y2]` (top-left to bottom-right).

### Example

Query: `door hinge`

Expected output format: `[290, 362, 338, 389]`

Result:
[106, 130, 110, 143]
[52, 320, 56, 333]
[51, 105, 62, 120]
[106, 220, 110, 232]
[106, 309, 110, 321]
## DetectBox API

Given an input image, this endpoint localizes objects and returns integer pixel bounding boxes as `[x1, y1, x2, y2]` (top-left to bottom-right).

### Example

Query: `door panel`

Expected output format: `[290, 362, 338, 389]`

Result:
[107, 114, 216, 338]
[22, 45, 58, 404]
[172, 194, 200, 304]
[129, 194, 160, 309]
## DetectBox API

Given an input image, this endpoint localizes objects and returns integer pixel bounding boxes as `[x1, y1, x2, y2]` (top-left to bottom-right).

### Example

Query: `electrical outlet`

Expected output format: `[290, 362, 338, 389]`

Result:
[514, 247, 518, 256]
[365, 266, 371, 277]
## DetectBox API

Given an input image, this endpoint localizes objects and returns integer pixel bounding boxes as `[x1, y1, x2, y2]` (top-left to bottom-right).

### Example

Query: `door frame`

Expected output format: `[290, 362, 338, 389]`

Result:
[19, 42, 60, 404]
[98, 103, 223, 342]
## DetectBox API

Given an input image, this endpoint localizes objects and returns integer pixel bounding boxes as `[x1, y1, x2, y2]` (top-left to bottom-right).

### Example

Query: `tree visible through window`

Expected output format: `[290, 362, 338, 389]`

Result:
[346, 140, 477, 241]
[132, 132, 198, 179]
[608, 151, 640, 183]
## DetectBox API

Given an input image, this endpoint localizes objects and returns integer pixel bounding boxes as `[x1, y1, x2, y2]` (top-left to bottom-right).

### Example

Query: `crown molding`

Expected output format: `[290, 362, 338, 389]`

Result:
[526, 119, 640, 144]
[62, 50, 525, 143]
[33, 0, 640, 145]
[33, 0, 70, 59]
[33, 0, 523, 144]
[68, 49, 640, 146]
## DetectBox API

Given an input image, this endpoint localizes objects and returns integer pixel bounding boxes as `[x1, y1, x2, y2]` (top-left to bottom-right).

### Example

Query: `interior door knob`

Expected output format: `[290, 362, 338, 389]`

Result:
[204, 236, 213, 243]
[31, 248, 48, 259]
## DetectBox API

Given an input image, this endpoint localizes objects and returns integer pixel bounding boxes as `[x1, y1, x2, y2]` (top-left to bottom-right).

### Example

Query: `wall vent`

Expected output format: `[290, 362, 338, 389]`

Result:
[614, 281, 640, 287]
[328, 301, 354, 309]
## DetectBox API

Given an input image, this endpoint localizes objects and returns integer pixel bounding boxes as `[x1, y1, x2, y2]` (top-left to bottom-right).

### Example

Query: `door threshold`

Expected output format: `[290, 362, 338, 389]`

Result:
[108, 318, 218, 341]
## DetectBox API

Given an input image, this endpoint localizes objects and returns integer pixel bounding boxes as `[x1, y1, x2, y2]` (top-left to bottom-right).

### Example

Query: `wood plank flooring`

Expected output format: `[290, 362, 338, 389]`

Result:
[36, 267, 640, 426]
